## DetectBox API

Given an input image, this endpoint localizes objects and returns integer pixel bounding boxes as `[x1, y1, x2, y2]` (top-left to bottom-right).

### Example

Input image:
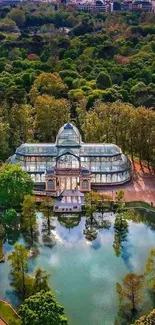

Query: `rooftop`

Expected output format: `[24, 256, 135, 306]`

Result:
[14, 123, 123, 158]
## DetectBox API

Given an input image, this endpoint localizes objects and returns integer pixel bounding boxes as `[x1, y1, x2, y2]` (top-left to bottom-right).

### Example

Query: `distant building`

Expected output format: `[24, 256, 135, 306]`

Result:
[0, 0, 21, 5]
[121, 0, 152, 11]
[121, 0, 132, 10]
[76, 0, 113, 12]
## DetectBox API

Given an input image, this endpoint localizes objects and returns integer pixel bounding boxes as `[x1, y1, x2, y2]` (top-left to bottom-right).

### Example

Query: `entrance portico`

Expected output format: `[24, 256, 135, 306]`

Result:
[45, 164, 91, 195]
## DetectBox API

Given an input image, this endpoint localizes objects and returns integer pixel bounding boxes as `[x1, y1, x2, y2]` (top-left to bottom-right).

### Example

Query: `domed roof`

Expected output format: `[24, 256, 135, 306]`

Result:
[56, 123, 82, 146]
[96, 0, 104, 5]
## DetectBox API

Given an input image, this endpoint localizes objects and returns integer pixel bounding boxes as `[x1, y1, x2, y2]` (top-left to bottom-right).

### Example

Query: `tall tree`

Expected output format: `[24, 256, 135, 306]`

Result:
[30, 72, 67, 103]
[8, 243, 28, 300]
[82, 101, 155, 171]
[117, 273, 144, 321]
[0, 120, 9, 160]
[40, 196, 55, 236]
[113, 212, 128, 257]
[9, 104, 33, 152]
[145, 248, 155, 305]
[8, 8, 25, 27]
[0, 164, 33, 208]
[85, 191, 102, 217]
[21, 195, 37, 242]
[34, 95, 70, 141]
[33, 268, 50, 293]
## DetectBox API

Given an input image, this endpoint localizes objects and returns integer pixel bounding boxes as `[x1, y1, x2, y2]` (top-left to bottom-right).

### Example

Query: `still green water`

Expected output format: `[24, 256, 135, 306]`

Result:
[1, 210, 155, 325]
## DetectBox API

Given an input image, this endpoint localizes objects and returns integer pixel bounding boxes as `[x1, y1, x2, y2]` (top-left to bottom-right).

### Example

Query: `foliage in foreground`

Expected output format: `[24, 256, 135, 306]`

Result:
[8, 243, 50, 300]
[133, 309, 155, 324]
[116, 244, 155, 324]
[145, 248, 155, 301]
[19, 290, 68, 325]
[0, 164, 33, 208]
[21, 194, 37, 242]
[116, 273, 144, 324]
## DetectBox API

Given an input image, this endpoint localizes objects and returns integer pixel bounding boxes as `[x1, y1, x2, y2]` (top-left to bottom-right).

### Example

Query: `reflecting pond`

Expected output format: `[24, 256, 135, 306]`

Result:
[1, 209, 155, 325]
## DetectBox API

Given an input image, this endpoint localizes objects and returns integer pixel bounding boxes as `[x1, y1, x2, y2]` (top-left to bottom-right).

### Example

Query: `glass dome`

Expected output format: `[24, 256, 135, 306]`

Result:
[56, 123, 82, 147]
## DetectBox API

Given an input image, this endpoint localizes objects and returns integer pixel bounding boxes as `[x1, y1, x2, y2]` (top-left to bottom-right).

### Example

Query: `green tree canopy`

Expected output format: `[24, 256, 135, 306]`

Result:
[19, 290, 68, 325]
[30, 72, 67, 103]
[8, 243, 29, 299]
[96, 71, 112, 90]
[145, 248, 155, 303]
[21, 195, 37, 242]
[8, 8, 25, 27]
[0, 164, 33, 208]
[33, 268, 50, 293]
[35, 94, 70, 142]
[1, 208, 18, 226]
[0, 18, 17, 31]
[116, 273, 144, 321]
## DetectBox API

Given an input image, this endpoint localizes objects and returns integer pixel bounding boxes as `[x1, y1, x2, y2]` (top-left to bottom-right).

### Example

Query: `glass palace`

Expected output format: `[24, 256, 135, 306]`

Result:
[9, 123, 132, 193]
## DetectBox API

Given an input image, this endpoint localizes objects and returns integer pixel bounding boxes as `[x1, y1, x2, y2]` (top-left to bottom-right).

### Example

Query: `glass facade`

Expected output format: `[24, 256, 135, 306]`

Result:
[8, 123, 132, 188]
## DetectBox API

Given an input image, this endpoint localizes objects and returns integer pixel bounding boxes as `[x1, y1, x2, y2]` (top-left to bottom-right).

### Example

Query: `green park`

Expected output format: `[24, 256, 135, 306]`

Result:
[0, 2, 155, 325]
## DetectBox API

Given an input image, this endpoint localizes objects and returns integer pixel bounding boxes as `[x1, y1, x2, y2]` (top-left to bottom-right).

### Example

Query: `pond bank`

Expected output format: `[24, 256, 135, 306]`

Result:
[0, 301, 20, 325]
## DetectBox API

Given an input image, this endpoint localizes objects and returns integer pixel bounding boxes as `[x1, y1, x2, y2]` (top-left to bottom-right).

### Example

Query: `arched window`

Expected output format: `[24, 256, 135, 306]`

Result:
[36, 174, 40, 182]
[82, 180, 89, 189]
[48, 180, 55, 190]
[31, 174, 35, 182]
[96, 174, 101, 183]
[40, 174, 45, 182]
[101, 174, 106, 183]
[107, 174, 111, 183]
[57, 154, 79, 169]
[118, 173, 123, 183]
[126, 171, 129, 179]
[112, 174, 118, 183]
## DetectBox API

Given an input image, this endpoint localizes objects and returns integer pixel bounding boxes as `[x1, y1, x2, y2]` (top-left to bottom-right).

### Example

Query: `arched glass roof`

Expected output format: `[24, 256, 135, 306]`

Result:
[80, 144, 121, 156]
[16, 143, 57, 156]
[56, 123, 82, 146]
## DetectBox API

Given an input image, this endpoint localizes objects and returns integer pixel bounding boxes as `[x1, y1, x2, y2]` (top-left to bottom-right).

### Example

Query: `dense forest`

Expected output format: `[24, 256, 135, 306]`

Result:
[0, 3, 155, 168]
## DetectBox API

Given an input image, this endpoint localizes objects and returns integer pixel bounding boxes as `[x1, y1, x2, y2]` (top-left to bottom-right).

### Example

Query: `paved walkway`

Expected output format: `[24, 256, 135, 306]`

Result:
[100, 163, 155, 205]
[0, 318, 8, 325]
[34, 162, 155, 206]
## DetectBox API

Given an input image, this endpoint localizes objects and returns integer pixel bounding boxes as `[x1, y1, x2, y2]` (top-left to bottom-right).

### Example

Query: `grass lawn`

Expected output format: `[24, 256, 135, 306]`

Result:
[0, 301, 21, 325]
[125, 201, 155, 212]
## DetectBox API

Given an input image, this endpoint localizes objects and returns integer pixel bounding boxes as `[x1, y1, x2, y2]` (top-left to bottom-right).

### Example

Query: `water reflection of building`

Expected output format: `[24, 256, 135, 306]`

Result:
[54, 190, 84, 212]
[9, 123, 132, 194]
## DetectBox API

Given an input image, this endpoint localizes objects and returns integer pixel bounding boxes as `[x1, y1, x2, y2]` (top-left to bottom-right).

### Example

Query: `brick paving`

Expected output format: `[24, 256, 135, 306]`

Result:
[100, 162, 155, 205]
[0, 318, 7, 325]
